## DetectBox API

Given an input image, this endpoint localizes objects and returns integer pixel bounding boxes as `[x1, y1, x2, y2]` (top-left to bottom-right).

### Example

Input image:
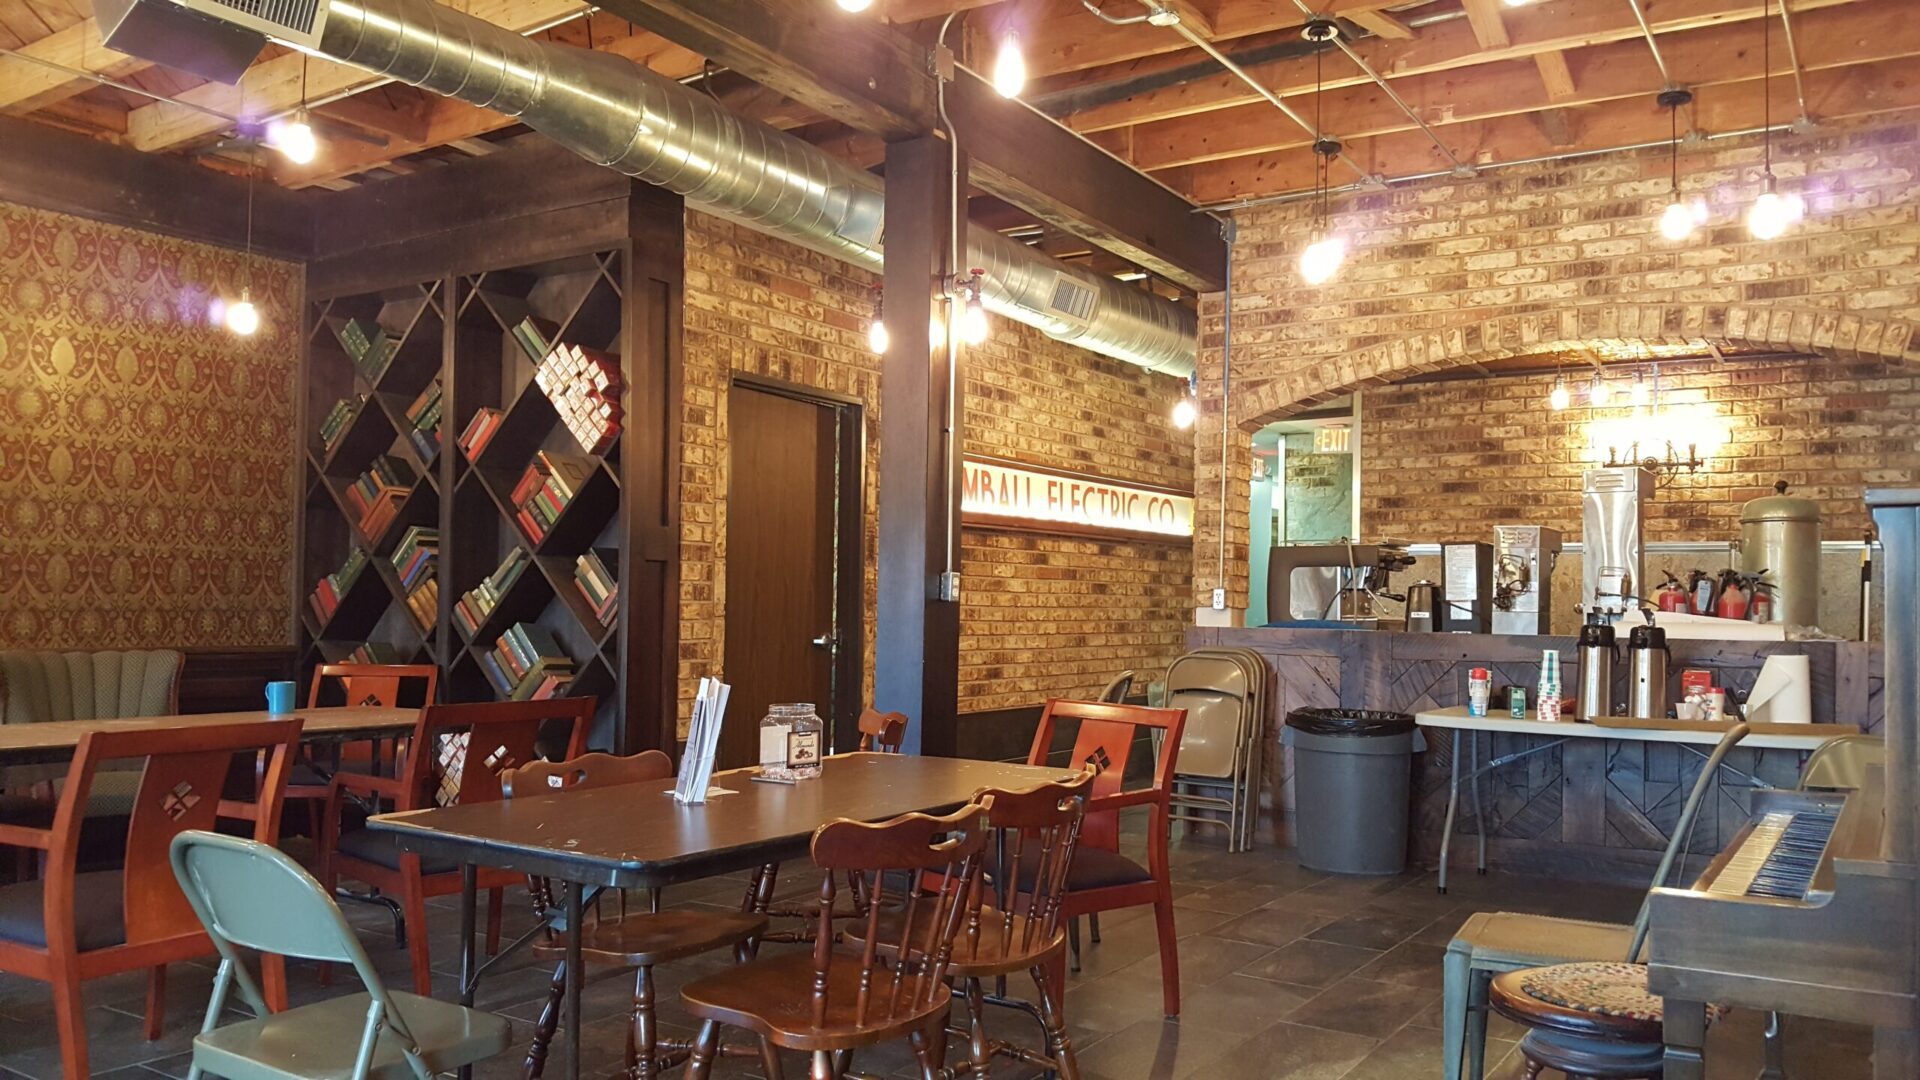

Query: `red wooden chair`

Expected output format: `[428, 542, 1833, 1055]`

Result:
[0, 719, 302, 1079]
[296, 662, 439, 797]
[316, 697, 591, 995]
[1026, 699, 1187, 1018]
[856, 708, 907, 752]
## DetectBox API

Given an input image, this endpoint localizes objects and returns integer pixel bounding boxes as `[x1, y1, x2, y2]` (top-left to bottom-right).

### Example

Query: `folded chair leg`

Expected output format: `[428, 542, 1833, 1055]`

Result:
[524, 960, 565, 1080]
[144, 964, 167, 1040]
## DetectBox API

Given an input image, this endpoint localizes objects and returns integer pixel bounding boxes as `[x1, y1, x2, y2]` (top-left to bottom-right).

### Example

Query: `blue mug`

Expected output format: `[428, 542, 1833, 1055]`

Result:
[265, 680, 297, 715]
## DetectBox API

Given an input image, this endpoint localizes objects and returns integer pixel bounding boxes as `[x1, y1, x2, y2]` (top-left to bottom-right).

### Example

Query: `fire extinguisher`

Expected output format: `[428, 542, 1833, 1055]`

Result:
[1657, 572, 1690, 613]
[1749, 578, 1775, 623]
[1715, 569, 1751, 620]
[1688, 569, 1716, 615]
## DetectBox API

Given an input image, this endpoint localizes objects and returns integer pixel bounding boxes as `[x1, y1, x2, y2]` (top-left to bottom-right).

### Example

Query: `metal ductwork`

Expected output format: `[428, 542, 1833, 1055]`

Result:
[240, 0, 1198, 374]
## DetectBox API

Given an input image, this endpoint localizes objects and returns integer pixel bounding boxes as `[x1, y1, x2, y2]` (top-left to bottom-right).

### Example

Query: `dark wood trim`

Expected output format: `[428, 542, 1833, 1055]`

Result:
[178, 647, 297, 715]
[0, 116, 310, 258]
[590, 0, 1225, 291]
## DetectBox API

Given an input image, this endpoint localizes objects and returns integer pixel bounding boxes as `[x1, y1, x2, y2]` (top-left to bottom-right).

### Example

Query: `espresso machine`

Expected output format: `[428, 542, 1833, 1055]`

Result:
[1582, 466, 1655, 622]
[1266, 542, 1415, 626]
[1492, 525, 1563, 635]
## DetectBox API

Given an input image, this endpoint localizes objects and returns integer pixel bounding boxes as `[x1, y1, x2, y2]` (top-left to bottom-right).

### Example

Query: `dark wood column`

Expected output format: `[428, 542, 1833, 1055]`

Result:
[875, 134, 964, 756]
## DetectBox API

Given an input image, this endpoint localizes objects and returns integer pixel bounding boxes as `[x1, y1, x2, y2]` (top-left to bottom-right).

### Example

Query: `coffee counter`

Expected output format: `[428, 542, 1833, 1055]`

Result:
[1189, 625, 1883, 883]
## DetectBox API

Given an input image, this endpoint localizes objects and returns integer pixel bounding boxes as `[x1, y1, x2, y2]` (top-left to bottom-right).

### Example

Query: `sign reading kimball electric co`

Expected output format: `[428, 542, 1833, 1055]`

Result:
[961, 457, 1194, 539]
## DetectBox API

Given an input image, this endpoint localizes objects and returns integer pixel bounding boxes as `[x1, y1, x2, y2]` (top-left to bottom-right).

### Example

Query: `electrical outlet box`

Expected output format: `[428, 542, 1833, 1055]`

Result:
[939, 572, 961, 603]
[1211, 588, 1227, 610]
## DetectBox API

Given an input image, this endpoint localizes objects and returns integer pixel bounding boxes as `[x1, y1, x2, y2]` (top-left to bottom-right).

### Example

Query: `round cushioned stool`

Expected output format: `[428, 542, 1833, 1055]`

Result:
[1490, 961, 1724, 1079]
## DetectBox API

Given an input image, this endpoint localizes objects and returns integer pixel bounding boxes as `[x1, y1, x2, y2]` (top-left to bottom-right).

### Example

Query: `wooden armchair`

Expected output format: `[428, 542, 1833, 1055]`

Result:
[0, 719, 302, 1078]
[316, 697, 591, 995]
[1026, 699, 1187, 1017]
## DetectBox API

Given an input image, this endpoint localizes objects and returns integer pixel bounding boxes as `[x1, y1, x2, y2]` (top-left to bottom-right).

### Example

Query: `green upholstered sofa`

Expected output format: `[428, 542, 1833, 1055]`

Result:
[0, 649, 185, 814]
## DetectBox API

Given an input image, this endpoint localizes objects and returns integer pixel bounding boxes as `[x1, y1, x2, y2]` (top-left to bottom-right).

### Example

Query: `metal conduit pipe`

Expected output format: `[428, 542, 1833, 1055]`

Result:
[1624, 0, 1679, 89]
[1287, 0, 1469, 177]
[304, 0, 1196, 375]
[1777, 0, 1814, 126]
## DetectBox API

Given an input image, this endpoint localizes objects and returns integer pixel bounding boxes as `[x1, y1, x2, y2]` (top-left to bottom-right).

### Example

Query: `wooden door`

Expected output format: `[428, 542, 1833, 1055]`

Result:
[722, 384, 843, 768]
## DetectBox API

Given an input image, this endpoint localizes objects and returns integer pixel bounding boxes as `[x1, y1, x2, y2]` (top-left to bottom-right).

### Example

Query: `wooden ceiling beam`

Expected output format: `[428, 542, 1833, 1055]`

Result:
[1534, 51, 1577, 103]
[121, 0, 588, 152]
[0, 18, 146, 114]
[1176, 52, 1920, 203]
[596, 0, 1227, 290]
[1459, 0, 1511, 51]
[1346, 10, 1413, 42]
[1060, 0, 1867, 133]
[1000, 0, 1418, 79]
[1103, 1, 1919, 173]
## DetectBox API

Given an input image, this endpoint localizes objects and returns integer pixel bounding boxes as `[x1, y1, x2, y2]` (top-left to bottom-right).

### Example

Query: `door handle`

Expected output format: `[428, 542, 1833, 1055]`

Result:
[811, 634, 837, 651]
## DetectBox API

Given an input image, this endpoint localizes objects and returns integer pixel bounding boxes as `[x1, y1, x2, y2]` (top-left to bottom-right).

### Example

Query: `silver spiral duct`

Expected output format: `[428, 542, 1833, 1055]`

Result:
[307, 0, 1196, 375]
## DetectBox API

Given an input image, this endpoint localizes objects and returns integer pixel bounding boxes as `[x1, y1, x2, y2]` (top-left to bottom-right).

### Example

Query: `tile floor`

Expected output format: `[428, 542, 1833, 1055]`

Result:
[0, 827, 1878, 1079]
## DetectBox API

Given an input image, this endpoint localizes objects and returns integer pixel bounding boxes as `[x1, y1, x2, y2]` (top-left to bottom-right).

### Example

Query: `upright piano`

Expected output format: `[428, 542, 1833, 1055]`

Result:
[1647, 489, 1920, 1080]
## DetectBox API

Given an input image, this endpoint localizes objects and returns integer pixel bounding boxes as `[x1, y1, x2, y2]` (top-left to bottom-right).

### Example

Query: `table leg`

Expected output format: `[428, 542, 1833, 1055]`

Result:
[566, 881, 585, 1080]
[1469, 730, 1487, 875]
[458, 863, 477, 1080]
[1662, 997, 1707, 1080]
[1439, 730, 1463, 894]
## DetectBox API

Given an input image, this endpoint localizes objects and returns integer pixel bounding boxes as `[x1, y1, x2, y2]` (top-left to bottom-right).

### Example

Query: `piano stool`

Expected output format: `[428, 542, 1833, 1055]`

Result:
[1444, 913, 1636, 1080]
[1490, 962, 1728, 1079]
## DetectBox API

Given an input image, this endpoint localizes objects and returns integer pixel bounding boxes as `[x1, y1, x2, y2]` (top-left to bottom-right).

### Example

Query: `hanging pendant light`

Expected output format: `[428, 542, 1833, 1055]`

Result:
[867, 285, 889, 353]
[1589, 372, 1611, 407]
[1549, 376, 1571, 411]
[1172, 373, 1199, 429]
[1747, 0, 1804, 239]
[992, 32, 1027, 98]
[1656, 88, 1704, 242]
[1298, 19, 1346, 286]
[269, 54, 320, 165]
[225, 145, 261, 336]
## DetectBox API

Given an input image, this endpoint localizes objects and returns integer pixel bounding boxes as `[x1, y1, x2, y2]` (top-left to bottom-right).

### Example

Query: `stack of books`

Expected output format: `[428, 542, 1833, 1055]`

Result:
[308, 548, 369, 624]
[391, 526, 438, 631]
[406, 578, 439, 633]
[319, 396, 361, 454]
[344, 455, 416, 540]
[513, 317, 622, 455]
[510, 451, 594, 544]
[333, 317, 396, 384]
[404, 380, 443, 462]
[480, 622, 575, 701]
[454, 545, 531, 637]
[574, 550, 618, 627]
[344, 642, 401, 664]
[457, 407, 504, 461]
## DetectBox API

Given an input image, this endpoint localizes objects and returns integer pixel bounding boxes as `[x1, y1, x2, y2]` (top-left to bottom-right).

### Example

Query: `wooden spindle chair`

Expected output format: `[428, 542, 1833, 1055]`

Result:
[847, 769, 1095, 1079]
[0, 720, 303, 1079]
[681, 801, 993, 1080]
[316, 697, 591, 995]
[502, 751, 768, 1080]
[745, 708, 909, 940]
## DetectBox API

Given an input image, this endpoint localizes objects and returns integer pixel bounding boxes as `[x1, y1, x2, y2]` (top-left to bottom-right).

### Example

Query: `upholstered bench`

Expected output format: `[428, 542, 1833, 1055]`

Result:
[0, 649, 184, 816]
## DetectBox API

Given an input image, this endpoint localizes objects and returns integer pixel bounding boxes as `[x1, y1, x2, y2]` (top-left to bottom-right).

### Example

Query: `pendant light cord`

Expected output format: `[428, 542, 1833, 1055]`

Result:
[1762, 0, 1772, 179]
[244, 143, 256, 287]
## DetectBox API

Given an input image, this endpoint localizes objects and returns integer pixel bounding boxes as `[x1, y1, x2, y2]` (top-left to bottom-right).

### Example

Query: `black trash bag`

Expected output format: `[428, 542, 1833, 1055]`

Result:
[1284, 708, 1415, 738]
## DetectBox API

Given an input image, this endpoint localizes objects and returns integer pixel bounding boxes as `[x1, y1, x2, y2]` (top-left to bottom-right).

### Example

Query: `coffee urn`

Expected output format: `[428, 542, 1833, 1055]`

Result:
[1739, 480, 1822, 627]
[1627, 623, 1671, 720]
[1576, 617, 1617, 721]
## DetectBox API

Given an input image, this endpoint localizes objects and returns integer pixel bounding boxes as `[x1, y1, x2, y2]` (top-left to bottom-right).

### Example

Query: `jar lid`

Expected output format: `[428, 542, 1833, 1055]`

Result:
[1741, 481, 1821, 524]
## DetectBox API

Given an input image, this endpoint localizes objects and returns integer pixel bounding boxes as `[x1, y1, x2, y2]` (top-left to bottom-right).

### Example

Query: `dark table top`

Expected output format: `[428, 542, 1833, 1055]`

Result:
[367, 752, 1079, 888]
[0, 707, 417, 766]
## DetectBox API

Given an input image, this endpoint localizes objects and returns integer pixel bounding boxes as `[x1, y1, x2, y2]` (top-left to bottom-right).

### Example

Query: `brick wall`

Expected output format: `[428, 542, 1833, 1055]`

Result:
[1362, 354, 1920, 541]
[682, 212, 1193, 730]
[1195, 117, 1920, 611]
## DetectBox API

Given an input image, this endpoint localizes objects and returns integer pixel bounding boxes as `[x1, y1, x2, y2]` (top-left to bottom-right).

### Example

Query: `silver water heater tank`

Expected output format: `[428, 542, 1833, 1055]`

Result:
[1740, 480, 1822, 627]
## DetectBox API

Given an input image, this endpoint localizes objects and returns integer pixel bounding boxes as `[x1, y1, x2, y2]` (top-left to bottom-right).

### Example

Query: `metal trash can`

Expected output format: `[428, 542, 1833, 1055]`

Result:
[1282, 708, 1424, 875]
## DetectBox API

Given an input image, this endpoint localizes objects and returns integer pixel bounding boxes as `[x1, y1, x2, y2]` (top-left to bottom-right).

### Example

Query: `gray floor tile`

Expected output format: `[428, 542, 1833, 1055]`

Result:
[1182, 1020, 1379, 1080]
[1307, 911, 1435, 952]
[1237, 938, 1381, 989]
[1283, 977, 1440, 1040]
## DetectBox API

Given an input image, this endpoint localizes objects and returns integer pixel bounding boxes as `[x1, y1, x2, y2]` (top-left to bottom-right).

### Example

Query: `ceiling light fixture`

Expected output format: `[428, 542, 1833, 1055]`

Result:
[1656, 88, 1703, 242]
[226, 146, 261, 337]
[1631, 369, 1652, 406]
[1589, 372, 1611, 407]
[867, 285, 889, 353]
[1298, 19, 1346, 286]
[270, 54, 319, 165]
[1549, 376, 1571, 411]
[834, 0, 873, 12]
[1502, 0, 1535, 7]
[992, 32, 1027, 98]
[1747, 0, 1804, 240]
[951, 267, 992, 345]
[1145, 2, 1182, 26]
[1172, 396, 1197, 429]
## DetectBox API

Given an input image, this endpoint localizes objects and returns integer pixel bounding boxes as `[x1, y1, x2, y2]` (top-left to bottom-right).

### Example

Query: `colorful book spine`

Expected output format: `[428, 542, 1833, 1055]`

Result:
[457, 407, 504, 461]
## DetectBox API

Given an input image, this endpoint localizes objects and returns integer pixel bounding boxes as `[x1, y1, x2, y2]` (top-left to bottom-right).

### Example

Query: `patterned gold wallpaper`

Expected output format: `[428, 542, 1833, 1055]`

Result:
[0, 201, 300, 649]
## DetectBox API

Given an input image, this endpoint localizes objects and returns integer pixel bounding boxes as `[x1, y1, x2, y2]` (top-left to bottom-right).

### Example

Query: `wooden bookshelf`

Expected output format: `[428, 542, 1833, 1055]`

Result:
[295, 148, 684, 752]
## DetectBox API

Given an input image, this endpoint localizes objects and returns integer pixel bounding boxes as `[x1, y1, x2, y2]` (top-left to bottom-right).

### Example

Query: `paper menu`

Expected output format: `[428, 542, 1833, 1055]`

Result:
[674, 677, 730, 803]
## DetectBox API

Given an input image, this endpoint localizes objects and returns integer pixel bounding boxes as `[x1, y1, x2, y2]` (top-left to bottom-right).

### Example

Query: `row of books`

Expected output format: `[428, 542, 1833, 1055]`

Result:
[511, 451, 595, 545]
[457, 407, 504, 462]
[342, 641, 402, 665]
[391, 526, 437, 591]
[404, 380, 443, 463]
[453, 545, 531, 638]
[345, 455, 416, 540]
[512, 316, 623, 456]
[405, 578, 439, 634]
[319, 396, 361, 454]
[575, 550, 617, 628]
[479, 622, 575, 701]
[308, 548, 369, 625]
[332, 317, 397, 384]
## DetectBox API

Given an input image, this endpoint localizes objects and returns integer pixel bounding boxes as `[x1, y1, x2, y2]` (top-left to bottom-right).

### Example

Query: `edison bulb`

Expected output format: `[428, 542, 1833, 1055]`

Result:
[1502, 0, 1534, 6]
[225, 289, 260, 336]
[992, 34, 1027, 98]
[1298, 235, 1347, 285]
[1590, 378, 1612, 407]
[961, 299, 990, 345]
[1631, 374, 1652, 407]
[1171, 397, 1197, 429]
[834, 0, 873, 11]
[269, 113, 318, 165]
[1747, 189, 1804, 240]
[1549, 380, 1570, 411]
[1659, 199, 1697, 242]
[867, 319, 890, 354]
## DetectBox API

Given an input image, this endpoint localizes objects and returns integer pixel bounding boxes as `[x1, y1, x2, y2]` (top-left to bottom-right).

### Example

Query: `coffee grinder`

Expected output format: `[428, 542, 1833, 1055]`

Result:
[1492, 525, 1563, 635]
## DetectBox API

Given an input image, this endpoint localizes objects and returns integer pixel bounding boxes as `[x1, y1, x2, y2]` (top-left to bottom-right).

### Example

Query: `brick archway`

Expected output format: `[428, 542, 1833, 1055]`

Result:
[1230, 303, 1920, 431]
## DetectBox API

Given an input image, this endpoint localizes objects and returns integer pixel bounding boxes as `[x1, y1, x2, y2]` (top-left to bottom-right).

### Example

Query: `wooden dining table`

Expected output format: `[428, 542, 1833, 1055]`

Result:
[0, 706, 419, 766]
[368, 751, 1081, 1080]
